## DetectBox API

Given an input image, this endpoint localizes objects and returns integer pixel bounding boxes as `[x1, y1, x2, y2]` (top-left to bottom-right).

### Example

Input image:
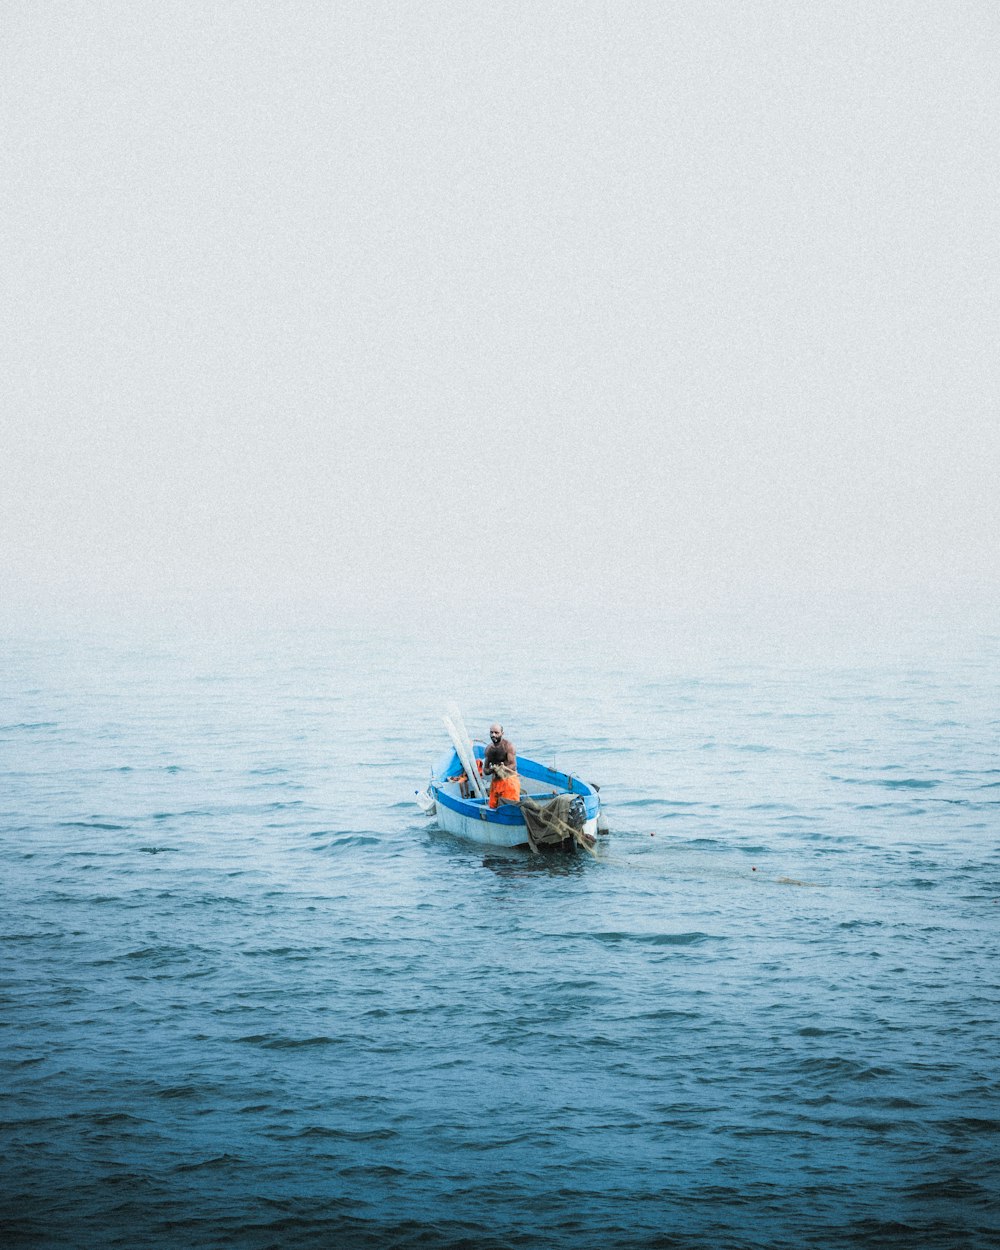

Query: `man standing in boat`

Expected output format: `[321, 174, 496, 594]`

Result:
[484, 722, 521, 809]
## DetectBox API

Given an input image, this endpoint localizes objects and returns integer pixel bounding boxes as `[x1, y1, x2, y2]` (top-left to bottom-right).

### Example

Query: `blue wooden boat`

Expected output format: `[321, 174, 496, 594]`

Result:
[421, 741, 603, 850]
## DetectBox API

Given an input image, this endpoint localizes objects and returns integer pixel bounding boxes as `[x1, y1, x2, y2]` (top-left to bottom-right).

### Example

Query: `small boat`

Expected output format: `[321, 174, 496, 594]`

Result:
[418, 710, 604, 851]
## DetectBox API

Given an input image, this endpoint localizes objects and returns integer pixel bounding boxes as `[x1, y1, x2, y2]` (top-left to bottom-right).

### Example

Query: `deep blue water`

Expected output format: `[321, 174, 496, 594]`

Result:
[2, 619, 998, 1248]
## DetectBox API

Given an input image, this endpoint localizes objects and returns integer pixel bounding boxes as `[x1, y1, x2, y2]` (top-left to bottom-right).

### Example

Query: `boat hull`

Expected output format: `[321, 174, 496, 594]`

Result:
[434, 796, 599, 848]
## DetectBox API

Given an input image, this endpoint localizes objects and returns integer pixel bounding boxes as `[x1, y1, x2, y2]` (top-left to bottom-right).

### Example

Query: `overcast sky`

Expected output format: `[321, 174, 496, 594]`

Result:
[3, 2, 998, 635]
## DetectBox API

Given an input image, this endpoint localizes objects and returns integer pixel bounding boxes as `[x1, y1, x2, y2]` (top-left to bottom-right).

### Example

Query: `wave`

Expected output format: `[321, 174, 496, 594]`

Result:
[171, 1152, 244, 1173]
[58, 820, 127, 831]
[829, 774, 941, 790]
[236, 1034, 348, 1050]
[309, 831, 382, 851]
[617, 798, 705, 809]
[588, 930, 715, 947]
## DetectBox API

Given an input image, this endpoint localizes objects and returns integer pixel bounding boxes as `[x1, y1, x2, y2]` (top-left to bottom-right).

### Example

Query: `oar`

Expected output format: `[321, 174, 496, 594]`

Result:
[443, 714, 487, 800]
[447, 702, 488, 799]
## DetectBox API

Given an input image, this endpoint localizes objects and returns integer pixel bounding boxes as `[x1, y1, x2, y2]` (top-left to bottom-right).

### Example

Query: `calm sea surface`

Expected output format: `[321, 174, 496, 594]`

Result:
[2, 616, 998, 1248]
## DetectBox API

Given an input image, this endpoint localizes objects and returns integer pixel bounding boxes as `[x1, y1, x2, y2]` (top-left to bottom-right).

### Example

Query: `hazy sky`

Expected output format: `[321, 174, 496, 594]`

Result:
[3, 2, 998, 633]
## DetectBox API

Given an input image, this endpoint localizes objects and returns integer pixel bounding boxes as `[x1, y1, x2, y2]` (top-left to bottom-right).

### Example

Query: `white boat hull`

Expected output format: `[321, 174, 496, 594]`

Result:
[434, 798, 599, 848]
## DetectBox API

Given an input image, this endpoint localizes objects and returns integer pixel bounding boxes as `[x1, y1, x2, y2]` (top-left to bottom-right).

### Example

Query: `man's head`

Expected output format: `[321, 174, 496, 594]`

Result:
[489, 723, 503, 743]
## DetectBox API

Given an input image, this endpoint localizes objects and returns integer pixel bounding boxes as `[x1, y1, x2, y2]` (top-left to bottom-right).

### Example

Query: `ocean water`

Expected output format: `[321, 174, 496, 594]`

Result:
[2, 615, 998, 1249]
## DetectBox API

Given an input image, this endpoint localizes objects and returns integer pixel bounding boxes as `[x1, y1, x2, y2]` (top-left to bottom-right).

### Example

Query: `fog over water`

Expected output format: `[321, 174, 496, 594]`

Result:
[3, 2, 998, 638]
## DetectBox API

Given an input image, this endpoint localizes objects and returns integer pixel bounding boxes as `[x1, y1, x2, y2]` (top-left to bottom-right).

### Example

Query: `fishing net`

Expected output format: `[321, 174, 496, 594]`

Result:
[518, 794, 597, 857]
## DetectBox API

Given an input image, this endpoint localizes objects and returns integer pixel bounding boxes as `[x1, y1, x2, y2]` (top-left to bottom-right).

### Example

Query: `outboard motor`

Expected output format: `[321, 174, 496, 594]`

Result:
[567, 795, 587, 830]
